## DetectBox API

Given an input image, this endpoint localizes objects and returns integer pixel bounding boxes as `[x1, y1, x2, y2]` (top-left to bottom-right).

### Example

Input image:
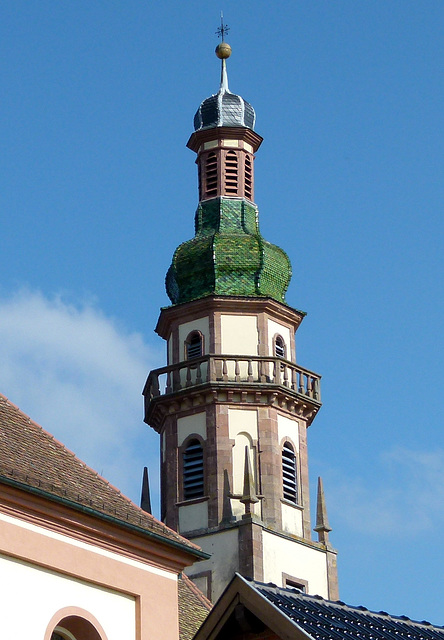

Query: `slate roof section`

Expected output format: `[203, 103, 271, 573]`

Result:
[194, 574, 444, 640]
[254, 580, 444, 640]
[193, 90, 256, 131]
[0, 392, 204, 556]
[178, 573, 212, 640]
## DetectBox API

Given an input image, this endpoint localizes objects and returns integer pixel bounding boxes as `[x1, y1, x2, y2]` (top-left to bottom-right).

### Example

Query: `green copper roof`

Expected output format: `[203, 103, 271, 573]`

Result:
[166, 198, 292, 305]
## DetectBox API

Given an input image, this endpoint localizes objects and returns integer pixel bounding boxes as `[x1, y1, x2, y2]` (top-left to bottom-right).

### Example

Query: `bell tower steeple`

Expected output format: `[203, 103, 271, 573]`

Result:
[143, 37, 338, 603]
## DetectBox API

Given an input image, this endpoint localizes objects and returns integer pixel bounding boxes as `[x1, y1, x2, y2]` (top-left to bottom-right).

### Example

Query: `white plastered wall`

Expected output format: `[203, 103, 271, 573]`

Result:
[281, 503, 303, 536]
[185, 528, 239, 603]
[277, 414, 299, 452]
[177, 412, 207, 446]
[0, 554, 136, 640]
[179, 501, 209, 533]
[262, 530, 329, 598]
[220, 315, 258, 355]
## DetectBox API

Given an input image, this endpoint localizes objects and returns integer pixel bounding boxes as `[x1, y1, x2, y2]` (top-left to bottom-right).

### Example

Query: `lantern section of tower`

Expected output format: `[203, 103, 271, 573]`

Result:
[143, 41, 338, 603]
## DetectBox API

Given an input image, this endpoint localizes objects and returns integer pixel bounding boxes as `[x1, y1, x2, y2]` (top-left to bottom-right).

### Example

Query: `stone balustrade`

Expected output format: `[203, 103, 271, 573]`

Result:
[144, 355, 321, 403]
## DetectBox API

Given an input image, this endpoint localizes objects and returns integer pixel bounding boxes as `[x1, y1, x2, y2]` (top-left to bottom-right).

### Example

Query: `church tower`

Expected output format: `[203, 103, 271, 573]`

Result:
[143, 37, 338, 603]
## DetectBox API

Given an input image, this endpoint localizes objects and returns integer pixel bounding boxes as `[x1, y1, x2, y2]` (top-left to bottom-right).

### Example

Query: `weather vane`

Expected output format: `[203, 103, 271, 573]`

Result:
[216, 12, 230, 41]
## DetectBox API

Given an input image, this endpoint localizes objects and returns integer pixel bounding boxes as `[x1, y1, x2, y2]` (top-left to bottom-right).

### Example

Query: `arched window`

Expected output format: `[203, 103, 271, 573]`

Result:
[185, 331, 203, 359]
[225, 150, 238, 195]
[244, 154, 252, 199]
[205, 152, 218, 198]
[46, 609, 107, 640]
[274, 335, 286, 359]
[183, 439, 204, 500]
[282, 442, 298, 504]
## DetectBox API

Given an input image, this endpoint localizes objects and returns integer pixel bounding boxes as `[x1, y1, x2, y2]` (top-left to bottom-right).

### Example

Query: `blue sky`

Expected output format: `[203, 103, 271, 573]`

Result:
[1, 1, 444, 626]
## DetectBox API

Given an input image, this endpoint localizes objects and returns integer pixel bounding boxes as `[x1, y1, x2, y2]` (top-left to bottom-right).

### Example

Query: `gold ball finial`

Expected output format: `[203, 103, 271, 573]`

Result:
[216, 42, 232, 59]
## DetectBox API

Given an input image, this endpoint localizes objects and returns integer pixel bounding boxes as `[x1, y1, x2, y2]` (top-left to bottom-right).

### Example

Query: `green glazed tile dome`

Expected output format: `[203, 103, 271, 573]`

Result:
[166, 198, 292, 304]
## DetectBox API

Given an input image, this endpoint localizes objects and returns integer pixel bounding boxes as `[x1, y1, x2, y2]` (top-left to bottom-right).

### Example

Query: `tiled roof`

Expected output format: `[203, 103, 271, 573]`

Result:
[178, 573, 212, 640]
[166, 198, 292, 305]
[0, 392, 203, 555]
[254, 580, 444, 640]
[194, 575, 444, 640]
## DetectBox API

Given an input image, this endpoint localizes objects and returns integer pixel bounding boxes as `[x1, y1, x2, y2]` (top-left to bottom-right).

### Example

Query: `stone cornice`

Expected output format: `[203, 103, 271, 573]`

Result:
[156, 295, 306, 339]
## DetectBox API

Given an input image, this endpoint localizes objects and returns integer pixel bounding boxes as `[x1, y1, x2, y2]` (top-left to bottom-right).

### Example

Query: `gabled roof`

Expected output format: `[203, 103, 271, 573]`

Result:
[178, 573, 212, 640]
[0, 392, 206, 559]
[193, 574, 444, 640]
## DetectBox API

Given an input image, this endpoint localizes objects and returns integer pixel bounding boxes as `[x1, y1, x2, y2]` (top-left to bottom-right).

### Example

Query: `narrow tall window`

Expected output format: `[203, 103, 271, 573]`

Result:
[183, 439, 204, 500]
[225, 150, 238, 195]
[275, 335, 286, 359]
[282, 442, 298, 504]
[244, 154, 252, 199]
[186, 332, 202, 359]
[205, 152, 218, 197]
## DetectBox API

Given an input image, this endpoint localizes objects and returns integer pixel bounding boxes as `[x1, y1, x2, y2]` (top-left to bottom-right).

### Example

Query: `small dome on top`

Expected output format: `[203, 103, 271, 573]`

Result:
[193, 92, 256, 131]
[193, 43, 256, 132]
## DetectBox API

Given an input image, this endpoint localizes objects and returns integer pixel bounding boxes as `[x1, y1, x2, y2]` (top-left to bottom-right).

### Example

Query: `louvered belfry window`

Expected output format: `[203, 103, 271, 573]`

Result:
[183, 439, 204, 500]
[205, 152, 218, 198]
[244, 154, 252, 199]
[282, 442, 298, 504]
[225, 150, 238, 195]
[186, 332, 202, 359]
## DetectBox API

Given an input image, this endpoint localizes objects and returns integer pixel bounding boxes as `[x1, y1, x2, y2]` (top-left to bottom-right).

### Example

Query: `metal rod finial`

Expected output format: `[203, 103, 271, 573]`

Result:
[216, 12, 230, 41]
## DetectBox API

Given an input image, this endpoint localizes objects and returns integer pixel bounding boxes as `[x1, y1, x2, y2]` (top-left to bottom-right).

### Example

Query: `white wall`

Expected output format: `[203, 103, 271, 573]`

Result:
[220, 315, 258, 355]
[186, 528, 239, 602]
[0, 554, 136, 640]
[277, 414, 299, 451]
[281, 503, 303, 537]
[177, 412, 207, 446]
[262, 530, 328, 598]
[179, 501, 208, 533]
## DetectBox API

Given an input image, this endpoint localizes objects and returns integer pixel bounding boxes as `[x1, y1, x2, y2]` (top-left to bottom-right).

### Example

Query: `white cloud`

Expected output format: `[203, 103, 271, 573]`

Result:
[326, 446, 444, 536]
[0, 290, 161, 507]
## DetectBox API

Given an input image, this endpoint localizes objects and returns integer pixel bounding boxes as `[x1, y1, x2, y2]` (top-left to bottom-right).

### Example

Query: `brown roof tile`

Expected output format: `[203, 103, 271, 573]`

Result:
[178, 573, 212, 640]
[0, 392, 202, 555]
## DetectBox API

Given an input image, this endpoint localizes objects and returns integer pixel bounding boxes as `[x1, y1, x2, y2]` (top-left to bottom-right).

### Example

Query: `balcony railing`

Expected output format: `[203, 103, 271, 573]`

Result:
[144, 355, 321, 403]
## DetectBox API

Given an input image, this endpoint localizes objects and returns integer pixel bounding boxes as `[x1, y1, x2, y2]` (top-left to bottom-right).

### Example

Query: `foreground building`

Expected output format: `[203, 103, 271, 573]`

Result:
[0, 392, 210, 640]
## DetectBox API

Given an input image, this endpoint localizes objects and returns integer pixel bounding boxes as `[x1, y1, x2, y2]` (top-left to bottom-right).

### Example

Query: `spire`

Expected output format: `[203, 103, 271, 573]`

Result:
[140, 466, 152, 514]
[314, 476, 332, 545]
[215, 14, 231, 93]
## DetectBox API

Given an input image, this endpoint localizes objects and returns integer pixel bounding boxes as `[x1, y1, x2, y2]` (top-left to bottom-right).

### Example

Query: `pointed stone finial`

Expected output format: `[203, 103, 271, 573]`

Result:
[314, 476, 332, 544]
[140, 466, 152, 514]
[240, 446, 259, 515]
[222, 469, 236, 523]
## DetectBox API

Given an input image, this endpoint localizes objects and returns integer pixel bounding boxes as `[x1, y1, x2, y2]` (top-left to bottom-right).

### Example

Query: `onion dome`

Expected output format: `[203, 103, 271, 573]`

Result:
[166, 198, 292, 305]
[193, 43, 256, 132]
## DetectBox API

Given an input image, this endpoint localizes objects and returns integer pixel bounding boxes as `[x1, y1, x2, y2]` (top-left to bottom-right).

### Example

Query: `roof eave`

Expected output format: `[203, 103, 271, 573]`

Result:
[0, 474, 209, 563]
